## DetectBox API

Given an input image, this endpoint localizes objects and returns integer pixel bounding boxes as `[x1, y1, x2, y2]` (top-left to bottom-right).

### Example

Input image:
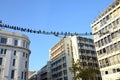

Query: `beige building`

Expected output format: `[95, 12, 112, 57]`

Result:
[49, 36, 100, 80]
[28, 71, 37, 80]
[49, 37, 72, 80]
[0, 30, 31, 80]
[91, 0, 120, 79]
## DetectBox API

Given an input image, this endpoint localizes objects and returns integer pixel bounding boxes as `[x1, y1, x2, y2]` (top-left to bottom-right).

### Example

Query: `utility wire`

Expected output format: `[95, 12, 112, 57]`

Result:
[0, 21, 94, 37]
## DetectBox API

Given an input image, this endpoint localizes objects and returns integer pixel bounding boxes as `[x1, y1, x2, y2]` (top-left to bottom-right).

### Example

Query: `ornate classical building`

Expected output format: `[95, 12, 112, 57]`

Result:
[0, 30, 31, 80]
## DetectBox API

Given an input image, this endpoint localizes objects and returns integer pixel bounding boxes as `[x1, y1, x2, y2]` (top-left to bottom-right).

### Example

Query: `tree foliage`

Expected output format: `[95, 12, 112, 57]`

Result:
[69, 60, 100, 80]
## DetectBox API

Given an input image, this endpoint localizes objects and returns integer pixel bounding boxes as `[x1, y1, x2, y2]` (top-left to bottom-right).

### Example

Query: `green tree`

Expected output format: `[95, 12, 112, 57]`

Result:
[69, 60, 82, 80]
[69, 60, 100, 80]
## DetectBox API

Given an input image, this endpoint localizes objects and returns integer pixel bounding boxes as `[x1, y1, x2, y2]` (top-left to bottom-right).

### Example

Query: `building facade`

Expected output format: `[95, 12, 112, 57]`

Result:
[49, 36, 100, 80]
[91, 0, 120, 79]
[28, 71, 37, 80]
[37, 61, 51, 80]
[0, 30, 31, 80]
[49, 37, 71, 80]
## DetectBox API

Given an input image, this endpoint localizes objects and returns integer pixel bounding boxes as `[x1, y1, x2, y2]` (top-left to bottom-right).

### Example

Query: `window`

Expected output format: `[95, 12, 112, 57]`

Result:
[100, 18, 107, 26]
[111, 33, 115, 39]
[106, 15, 110, 20]
[11, 70, 15, 79]
[64, 77, 68, 80]
[101, 39, 104, 46]
[14, 40, 18, 46]
[13, 59, 16, 66]
[25, 61, 27, 68]
[26, 54, 28, 58]
[108, 24, 112, 29]
[1, 49, 7, 54]
[105, 71, 108, 74]
[103, 48, 106, 53]
[116, 19, 120, 25]
[108, 35, 112, 43]
[0, 58, 3, 65]
[63, 63, 66, 68]
[0, 49, 3, 54]
[58, 72, 62, 76]
[26, 43, 28, 48]
[105, 58, 109, 66]
[23, 52, 25, 57]
[0, 38, 7, 44]
[104, 37, 107, 44]
[113, 69, 116, 73]
[98, 41, 100, 47]
[4, 49, 7, 54]
[100, 50, 102, 54]
[14, 51, 16, 56]
[23, 40, 26, 48]
[112, 21, 116, 26]
[24, 72, 27, 80]
[63, 70, 67, 75]
[21, 72, 23, 79]
[117, 68, 120, 72]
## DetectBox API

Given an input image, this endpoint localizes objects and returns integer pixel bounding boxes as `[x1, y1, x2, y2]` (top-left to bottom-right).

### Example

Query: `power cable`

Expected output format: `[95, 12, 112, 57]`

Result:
[0, 21, 93, 37]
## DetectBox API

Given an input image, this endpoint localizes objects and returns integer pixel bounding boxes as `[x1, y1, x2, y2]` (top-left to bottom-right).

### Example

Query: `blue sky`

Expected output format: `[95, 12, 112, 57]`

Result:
[0, 0, 114, 71]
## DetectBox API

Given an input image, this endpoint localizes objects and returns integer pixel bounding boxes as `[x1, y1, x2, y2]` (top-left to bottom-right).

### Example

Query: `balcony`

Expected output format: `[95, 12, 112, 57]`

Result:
[80, 46, 95, 51]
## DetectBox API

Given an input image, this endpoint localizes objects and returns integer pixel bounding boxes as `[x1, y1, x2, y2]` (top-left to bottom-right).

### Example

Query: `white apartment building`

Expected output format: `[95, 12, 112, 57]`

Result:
[91, 0, 120, 79]
[49, 36, 100, 80]
[0, 30, 31, 80]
